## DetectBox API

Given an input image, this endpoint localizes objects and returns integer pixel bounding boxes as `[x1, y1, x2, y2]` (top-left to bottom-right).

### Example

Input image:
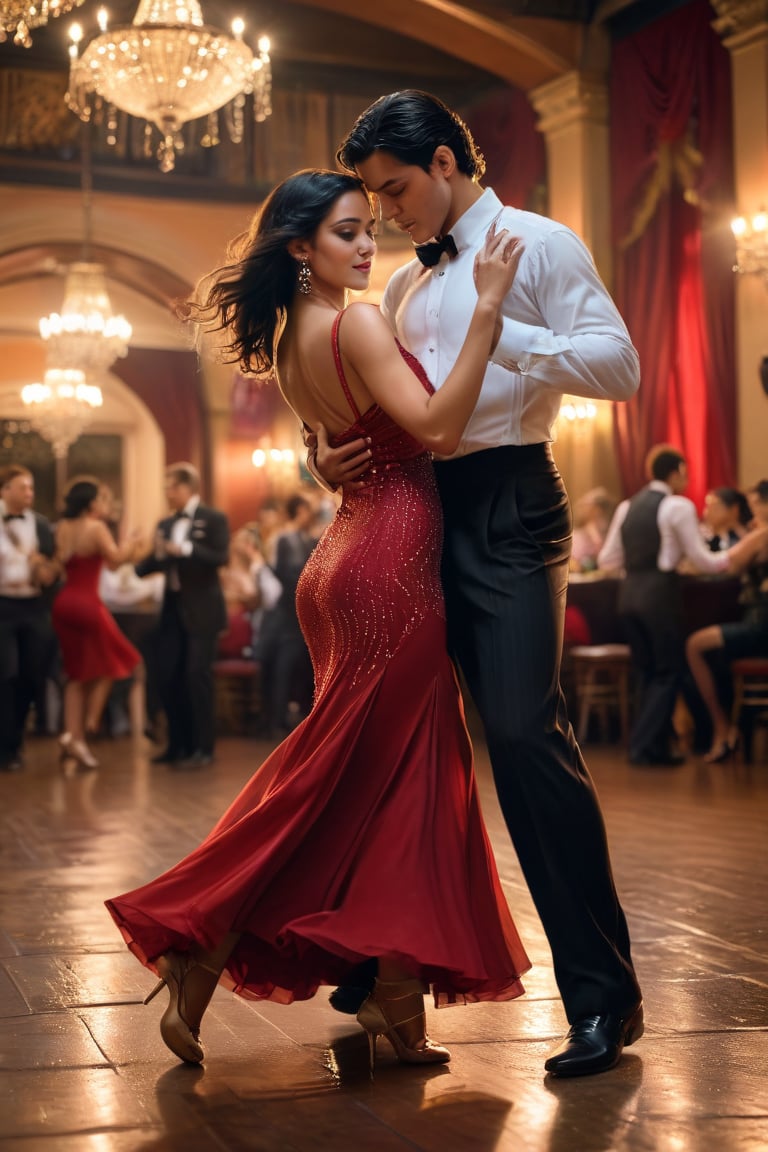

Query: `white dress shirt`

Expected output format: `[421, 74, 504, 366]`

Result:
[170, 496, 200, 557]
[381, 188, 640, 458]
[0, 509, 39, 596]
[597, 481, 730, 575]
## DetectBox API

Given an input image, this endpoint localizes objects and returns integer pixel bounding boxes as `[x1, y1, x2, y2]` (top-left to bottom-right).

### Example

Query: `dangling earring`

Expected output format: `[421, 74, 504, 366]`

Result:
[298, 258, 311, 295]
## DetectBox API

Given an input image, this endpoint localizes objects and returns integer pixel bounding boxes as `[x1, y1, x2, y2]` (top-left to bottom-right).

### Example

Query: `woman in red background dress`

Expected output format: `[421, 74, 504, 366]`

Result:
[106, 169, 529, 1074]
[52, 477, 144, 771]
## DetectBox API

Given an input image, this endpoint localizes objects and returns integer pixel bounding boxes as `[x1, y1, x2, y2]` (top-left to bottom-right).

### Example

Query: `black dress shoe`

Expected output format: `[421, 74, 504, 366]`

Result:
[544, 1003, 644, 1077]
[172, 751, 213, 770]
[328, 959, 377, 1014]
[150, 749, 185, 764]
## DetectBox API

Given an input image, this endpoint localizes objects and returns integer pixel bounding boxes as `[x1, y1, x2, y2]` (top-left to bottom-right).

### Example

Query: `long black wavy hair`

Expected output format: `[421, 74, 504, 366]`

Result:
[184, 168, 369, 376]
[62, 477, 100, 519]
[336, 90, 485, 181]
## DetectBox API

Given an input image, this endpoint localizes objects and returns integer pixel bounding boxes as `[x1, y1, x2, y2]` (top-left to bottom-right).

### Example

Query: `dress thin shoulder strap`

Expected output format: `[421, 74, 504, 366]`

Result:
[331, 310, 361, 422]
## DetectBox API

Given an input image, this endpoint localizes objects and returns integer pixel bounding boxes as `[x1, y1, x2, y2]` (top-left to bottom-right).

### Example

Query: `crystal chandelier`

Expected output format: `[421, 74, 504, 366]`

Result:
[66, 0, 272, 173]
[0, 0, 84, 48]
[731, 208, 768, 285]
[40, 262, 132, 380]
[21, 368, 103, 458]
[22, 122, 130, 458]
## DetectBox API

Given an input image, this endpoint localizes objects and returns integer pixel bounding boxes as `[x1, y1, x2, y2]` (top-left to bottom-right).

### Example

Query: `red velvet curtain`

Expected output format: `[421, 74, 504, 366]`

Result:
[463, 86, 546, 210]
[610, 0, 736, 509]
[114, 347, 207, 480]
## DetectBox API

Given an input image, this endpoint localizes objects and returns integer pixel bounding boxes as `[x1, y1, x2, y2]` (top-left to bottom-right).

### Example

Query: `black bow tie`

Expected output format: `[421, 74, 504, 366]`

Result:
[174, 511, 190, 520]
[3, 513, 24, 522]
[415, 234, 458, 267]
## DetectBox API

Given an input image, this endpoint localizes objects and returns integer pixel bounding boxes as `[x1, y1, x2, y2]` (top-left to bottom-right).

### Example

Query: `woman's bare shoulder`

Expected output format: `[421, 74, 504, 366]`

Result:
[341, 300, 388, 330]
[339, 301, 395, 351]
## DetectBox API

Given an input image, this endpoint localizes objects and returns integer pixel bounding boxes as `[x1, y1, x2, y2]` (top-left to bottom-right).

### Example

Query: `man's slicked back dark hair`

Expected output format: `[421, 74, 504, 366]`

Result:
[337, 90, 485, 180]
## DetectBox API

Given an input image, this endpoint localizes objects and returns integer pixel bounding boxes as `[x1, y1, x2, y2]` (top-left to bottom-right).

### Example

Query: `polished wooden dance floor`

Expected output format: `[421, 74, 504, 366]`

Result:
[1, 728, 766, 1152]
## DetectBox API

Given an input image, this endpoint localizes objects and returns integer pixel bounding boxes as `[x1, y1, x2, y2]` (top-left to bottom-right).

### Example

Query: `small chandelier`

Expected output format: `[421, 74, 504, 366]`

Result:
[39, 119, 132, 385]
[731, 209, 768, 284]
[66, 0, 272, 173]
[24, 121, 130, 458]
[40, 261, 132, 380]
[21, 368, 103, 458]
[0, 0, 85, 48]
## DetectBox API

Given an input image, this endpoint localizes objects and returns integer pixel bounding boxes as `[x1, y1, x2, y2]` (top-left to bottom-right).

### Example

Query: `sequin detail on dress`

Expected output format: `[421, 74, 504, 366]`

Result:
[105, 308, 529, 1010]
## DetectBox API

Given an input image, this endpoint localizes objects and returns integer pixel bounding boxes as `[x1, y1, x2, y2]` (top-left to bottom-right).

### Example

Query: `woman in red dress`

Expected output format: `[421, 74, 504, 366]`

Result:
[106, 170, 529, 1073]
[52, 478, 144, 770]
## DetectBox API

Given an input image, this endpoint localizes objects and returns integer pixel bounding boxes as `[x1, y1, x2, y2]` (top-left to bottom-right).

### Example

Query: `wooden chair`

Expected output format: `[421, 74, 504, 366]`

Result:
[730, 656, 768, 762]
[569, 644, 632, 745]
[213, 609, 262, 735]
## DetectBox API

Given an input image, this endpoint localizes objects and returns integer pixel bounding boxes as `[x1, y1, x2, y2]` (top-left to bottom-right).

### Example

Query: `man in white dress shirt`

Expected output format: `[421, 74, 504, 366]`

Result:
[598, 445, 731, 766]
[316, 90, 643, 1077]
[136, 463, 229, 769]
[0, 464, 58, 771]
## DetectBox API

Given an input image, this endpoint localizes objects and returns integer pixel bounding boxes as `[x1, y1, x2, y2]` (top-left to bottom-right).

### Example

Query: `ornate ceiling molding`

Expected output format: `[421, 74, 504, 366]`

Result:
[294, 0, 578, 88]
[711, 0, 768, 47]
[0, 243, 190, 310]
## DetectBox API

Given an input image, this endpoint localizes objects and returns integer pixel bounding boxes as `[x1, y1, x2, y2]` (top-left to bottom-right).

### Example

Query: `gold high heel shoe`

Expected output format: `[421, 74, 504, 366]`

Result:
[59, 733, 74, 766]
[356, 977, 451, 1078]
[144, 951, 221, 1064]
[69, 737, 99, 771]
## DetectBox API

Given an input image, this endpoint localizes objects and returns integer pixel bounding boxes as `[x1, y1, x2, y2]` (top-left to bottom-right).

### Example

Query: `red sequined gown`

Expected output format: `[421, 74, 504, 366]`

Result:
[53, 553, 140, 681]
[106, 313, 530, 1007]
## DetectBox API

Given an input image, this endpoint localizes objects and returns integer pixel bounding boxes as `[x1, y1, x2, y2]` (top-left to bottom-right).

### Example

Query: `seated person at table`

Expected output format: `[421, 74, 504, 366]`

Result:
[701, 486, 751, 553]
[686, 481, 768, 762]
[598, 447, 768, 766]
[570, 487, 616, 573]
[220, 527, 262, 614]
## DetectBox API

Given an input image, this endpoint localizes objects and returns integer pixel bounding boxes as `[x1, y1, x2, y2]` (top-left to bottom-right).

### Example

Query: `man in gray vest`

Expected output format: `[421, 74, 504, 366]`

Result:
[598, 445, 730, 765]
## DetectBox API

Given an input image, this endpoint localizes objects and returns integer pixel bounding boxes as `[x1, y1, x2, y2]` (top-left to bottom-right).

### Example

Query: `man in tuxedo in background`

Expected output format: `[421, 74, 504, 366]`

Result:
[137, 462, 229, 769]
[598, 445, 733, 766]
[260, 494, 317, 736]
[0, 464, 59, 772]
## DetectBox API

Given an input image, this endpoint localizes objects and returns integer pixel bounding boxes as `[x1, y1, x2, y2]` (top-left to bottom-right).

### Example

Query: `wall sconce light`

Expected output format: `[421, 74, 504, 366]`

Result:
[251, 444, 298, 497]
[251, 447, 296, 470]
[559, 399, 597, 422]
[731, 209, 768, 282]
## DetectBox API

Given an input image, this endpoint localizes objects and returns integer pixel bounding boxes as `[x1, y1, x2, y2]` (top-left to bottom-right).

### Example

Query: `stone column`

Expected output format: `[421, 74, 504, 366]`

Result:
[529, 71, 612, 286]
[712, 0, 768, 487]
[528, 71, 620, 501]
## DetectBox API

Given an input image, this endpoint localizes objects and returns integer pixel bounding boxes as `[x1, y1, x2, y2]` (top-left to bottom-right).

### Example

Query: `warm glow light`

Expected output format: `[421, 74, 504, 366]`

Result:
[65, 0, 272, 172]
[21, 368, 103, 458]
[39, 263, 132, 382]
[731, 206, 768, 283]
[251, 445, 298, 493]
[0, 0, 86, 48]
[732, 205, 768, 283]
[559, 400, 597, 422]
